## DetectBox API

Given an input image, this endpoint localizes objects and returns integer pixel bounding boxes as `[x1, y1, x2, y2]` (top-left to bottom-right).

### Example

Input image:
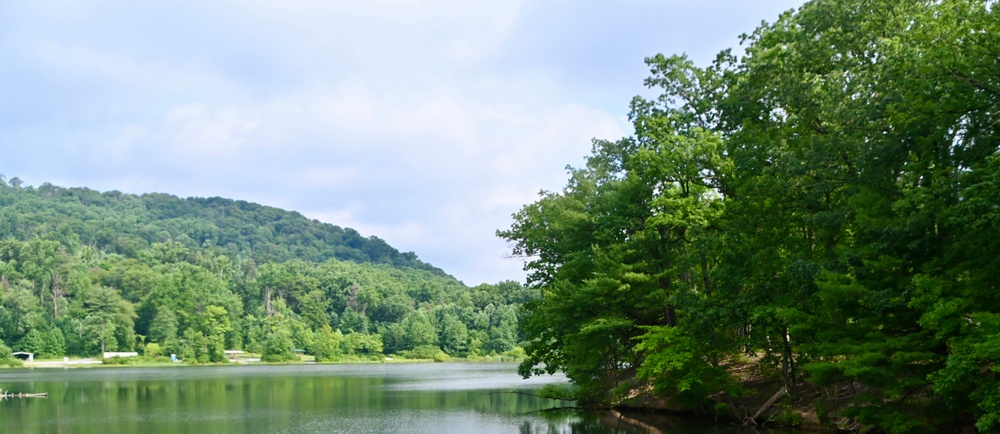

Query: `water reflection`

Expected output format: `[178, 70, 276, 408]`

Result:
[516, 408, 781, 434]
[0, 364, 783, 434]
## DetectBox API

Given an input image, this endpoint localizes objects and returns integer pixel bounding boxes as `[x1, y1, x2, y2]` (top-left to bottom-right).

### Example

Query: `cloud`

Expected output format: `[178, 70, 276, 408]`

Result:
[0, 0, 808, 285]
[163, 104, 262, 158]
[102, 125, 147, 161]
[303, 205, 433, 252]
[298, 167, 362, 190]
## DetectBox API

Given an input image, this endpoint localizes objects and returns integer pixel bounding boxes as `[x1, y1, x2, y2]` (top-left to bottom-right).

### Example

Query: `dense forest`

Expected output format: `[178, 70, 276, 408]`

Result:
[0, 179, 442, 273]
[502, 0, 999, 432]
[0, 179, 532, 365]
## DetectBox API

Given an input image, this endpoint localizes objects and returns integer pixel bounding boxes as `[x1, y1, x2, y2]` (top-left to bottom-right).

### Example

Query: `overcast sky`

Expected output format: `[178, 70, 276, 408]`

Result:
[1, 0, 805, 285]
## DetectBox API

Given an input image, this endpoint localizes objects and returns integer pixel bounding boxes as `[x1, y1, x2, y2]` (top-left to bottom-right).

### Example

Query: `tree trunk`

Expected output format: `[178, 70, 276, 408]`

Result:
[264, 286, 273, 316]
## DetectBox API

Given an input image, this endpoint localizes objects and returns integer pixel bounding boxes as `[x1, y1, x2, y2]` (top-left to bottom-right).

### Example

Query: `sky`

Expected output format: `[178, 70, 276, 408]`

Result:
[1, 0, 805, 286]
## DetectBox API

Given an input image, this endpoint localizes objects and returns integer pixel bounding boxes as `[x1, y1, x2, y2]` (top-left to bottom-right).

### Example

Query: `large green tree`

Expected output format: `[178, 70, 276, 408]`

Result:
[503, 0, 1000, 430]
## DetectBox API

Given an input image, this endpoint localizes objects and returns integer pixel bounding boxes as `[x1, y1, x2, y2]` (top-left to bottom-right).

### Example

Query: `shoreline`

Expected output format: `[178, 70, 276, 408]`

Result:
[13, 356, 524, 369]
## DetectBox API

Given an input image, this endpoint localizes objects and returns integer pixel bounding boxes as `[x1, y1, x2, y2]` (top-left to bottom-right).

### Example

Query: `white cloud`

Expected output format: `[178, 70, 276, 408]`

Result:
[28, 40, 237, 95]
[2, 0, 808, 285]
[304, 206, 433, 251]
[163, 104, 261, 158]
[299, 167, 361, 189]
[102, 125, 146, 161]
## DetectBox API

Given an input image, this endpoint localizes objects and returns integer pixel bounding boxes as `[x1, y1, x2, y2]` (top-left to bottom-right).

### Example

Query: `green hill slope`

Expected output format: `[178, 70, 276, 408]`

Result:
[0, 181, 443, 275]
[0, 178, 531, 365]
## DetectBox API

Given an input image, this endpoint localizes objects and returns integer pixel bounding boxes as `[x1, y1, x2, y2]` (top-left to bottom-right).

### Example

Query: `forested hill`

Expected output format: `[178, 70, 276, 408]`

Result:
[0, 179, 444, 276]
[0, 177, 533, 367]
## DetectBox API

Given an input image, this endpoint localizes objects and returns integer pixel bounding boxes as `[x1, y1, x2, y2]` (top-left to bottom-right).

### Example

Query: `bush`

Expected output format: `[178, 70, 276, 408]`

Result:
[102, 356, 136, 365]
[432, 351, 450, 362]
[403, 345, 443, 360]
[502, 347, 526, 360]
[144, 343, 164, 358]
[261, 331, 297, 362]
[1, 359, 24, 367]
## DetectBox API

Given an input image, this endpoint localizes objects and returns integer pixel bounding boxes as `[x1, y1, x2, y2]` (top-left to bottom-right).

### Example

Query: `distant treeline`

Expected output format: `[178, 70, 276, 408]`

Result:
[0, 179, 533, 366]
[502, 0, 1000, 432]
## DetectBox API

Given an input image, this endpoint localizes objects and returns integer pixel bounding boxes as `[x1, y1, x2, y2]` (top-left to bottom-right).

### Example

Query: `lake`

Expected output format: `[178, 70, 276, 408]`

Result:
[0, 363, 763, 433]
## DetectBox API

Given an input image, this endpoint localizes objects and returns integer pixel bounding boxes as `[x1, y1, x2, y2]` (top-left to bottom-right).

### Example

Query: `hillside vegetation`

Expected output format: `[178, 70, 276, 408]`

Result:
[0, 181, 441, 273]
[0, 179, 531, 366]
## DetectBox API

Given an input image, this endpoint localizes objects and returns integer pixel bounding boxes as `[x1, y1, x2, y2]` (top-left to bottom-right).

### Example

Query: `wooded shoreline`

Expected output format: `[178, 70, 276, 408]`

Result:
[0, 182, 534, 379]
[500, 0, 1000, 432]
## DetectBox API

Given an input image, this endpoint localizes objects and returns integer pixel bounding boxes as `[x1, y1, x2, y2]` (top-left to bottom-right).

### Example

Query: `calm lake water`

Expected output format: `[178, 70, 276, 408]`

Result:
[0, 363, 764, 433]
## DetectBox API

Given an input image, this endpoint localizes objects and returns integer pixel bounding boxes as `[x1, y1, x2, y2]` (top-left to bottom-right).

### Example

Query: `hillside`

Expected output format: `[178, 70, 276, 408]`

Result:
[0, 178, 532, 365]
[0, 180, 444, 275]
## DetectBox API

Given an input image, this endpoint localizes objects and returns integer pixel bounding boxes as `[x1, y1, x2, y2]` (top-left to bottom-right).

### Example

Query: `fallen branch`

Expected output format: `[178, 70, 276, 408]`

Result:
[0, 389, 48, 399]
[486, 390, 578, 402]
[748, 386, 788, 423]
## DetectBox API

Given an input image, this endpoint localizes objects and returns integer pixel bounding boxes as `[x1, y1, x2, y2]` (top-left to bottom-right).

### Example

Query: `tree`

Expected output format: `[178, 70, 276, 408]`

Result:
[42, 327, 66, 358]
[343, 332, 383, 356]
[261, 327, 295, 362]
[20, 328, 45, 356]
[298, 290, 330, 330]
[400, 309, 436, 350]
[339, 306, 369, 334]
[502, 0, 1000, 430]
[149, 307, 179, 352]
[310, 325, 344, 362]
[503, 107, 728, 402]
[0, 280, 46, 347]
[485, 304, 518, 354]
[19, 238, 76, 321]
[0, 338, 21, 367]
[80, 286, 134, 354]
[194, 305, 231, 362]
[438, 310, 469, 356]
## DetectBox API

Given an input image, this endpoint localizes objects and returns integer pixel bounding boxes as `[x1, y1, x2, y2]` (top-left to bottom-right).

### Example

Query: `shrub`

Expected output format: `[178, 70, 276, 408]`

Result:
[432, 351, 450, 362]
[404, 345, 442, 360]
[102, 356, 135, 365]
[144, 343, 164, 358]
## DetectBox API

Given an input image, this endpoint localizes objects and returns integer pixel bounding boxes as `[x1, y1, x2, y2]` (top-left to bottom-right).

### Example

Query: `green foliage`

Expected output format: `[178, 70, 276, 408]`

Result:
[261, 308, 297, 362]
[501, 0, 1000, 430]
[536, 383, 579, 401]
[42, 328, 65, 358]
[0, 184, 531, 366]
[20, 328, 45, 356]
[102, 356, 136, 365]
[148, 307, 178, 352]
[310, 325, 344, 362]
[400, 310, 437, 349]
[0, 186, 443, 273]
[437, 311, 469, 356]
[0, 338, 23, 367]
[261, 329, 296, 362]
[143, 342, 164, 358]
[343, 332, 383, 356]
[338, 306, 369, 334]
[501, 346, 526, 361]
[401, 344, 442, 360]
[432, 350, 450, 362]
[635, 325, 737, 409]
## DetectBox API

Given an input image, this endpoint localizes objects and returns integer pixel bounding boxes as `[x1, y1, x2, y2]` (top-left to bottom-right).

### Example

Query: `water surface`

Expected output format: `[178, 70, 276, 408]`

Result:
[0, 363, 765, 433]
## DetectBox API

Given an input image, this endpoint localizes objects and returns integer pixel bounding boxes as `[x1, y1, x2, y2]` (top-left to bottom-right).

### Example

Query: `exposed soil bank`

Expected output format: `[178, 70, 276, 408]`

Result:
[607, 379, 979, 433]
